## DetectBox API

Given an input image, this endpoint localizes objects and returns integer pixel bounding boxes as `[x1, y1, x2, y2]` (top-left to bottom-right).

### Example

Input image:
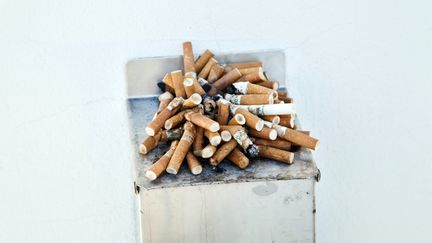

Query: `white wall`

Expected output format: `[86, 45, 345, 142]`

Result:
[1, 0, 431, 242]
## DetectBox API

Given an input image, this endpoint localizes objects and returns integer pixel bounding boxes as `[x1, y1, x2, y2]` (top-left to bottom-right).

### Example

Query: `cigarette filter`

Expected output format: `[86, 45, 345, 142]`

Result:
[193, 126, 204, 156]
[166, 122, 196, 174]
[273, 124, 319, 150]
[186, 151, 202, 175]
[207, 68, 242, 96]
[231, 106, 264, 131]
[139, 132, 162, 154]
[185, 111, 220, 132]
[182, 41, 196, 74]
[252, 137, 291, 151]
[198, 57, 217, 79]
[146, 97, 183, 136]
[195, 49, 214, 73]
[201, 144, 217, 158]
[209, 139, 238, 166]
[227, 148, 249, 169]
[145, 140, 179, 181]
[225, 94, 273, 105]
[171, 70, 187, 98]
[257, 145, 294, 164]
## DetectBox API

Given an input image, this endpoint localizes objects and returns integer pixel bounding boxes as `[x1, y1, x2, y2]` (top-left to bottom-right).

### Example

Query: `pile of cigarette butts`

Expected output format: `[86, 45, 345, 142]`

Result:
[140, 41, 319, 181]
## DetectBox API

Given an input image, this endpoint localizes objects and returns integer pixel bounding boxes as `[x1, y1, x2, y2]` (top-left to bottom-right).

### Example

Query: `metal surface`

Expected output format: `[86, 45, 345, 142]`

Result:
[126, 50, 318, 190]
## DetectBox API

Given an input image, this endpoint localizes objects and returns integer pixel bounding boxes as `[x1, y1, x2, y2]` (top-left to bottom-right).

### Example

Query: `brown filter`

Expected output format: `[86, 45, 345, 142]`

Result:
[246, 82, 274, 95]
[262, 115, 280, 125]
[276, 125, 319, 150]
[164, 110, 189, 130]
[171, 70, 187, 98]
[216, 101, 230, 125]
[278, 114, 295, 128]
[256, 80, 279, 90]
[209, 140, 238, 166]
[227, 148, 249, 169]
[186, 151, 202, 175]
[183, 93, 202, 108]
[208, 64, 225, 83]
[192, 78, 206, 96]
[238, 67, 262, 75]
[227, 61, 262, 69]
[194, 49, 214, 73]
[163, 73, 174, 87]
[208, 68, 242, 96]
[155, 92, 174, 118]
[220, 130, 232, 141]
[201, 144, 217, 158]
[185, 112, 220, 132]
[234, 108, 264, 131]
[166, 122, 196, 174]
[145, 140, 179, 181]
[237, 68, 266, 83]
[139, 132, 162, 154]
[145, 98, 183, 136]
[277, 91, 288, 98]
[198, 57, 217, 79]
[183, 78, 195, 98]
[205, 130, 221, 146]
[182, 41, 196, 74]
[248, 127, 277, 140]
[252, 138, 291, 151]
[193, 126, 204, 156]
[298, 130, 311, 135]
[229, 94, 273, 105]
[228, 113, 246, 125]
[257, 145, 294, 164]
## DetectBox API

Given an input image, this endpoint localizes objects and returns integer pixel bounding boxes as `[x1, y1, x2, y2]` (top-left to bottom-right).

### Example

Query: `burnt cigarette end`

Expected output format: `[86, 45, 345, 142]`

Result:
[246, 144, 259, 158]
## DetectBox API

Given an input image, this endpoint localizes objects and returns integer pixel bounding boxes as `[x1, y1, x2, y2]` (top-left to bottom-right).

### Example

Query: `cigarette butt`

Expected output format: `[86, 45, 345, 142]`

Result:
[166, 122, 196, 174]
[139, 132, 162, 154]
[201, 144, 217, 158]
[255, 80, 279, 90]
[262, 115, 280, 125]
[183, 78, 195, 98]
[252, 137, 292, 151]
[227, 148, 249, 169]
[163, 73, 174, 87]
[227, 61, 262, 69]
[195, 49, 214, 73]
[220, 130, 232, 141]
[186, 151, 202, 175]
[146, 97, 183, 136]
[238, 67, 262, 75]
[192, 77, 207, 96]
[160, 127, 184, 142]
[205, 130, 221, 146]
[220, 125, 257, 156]
[237, 68, 266, 83]
[164, 110, 189, 130]
[233, 107, 264, 131]
[185, 111, 220, 132]
[228, 113, 246, 125]
[216, 100, 230, 125]
[171, 70, 187, 98]
[209, 139, 238, 166]
[208, 64, 225, 83]
[198, 57, 217, 79]
[225, 94, 273, 105]
[208, 68, 242, 96]
[278, 114, 295, 128]
[273, 124, 319, 150]
[154, 92, 174, 119]
[257, 145, 294, 164]
[183, 41, 196, 74]
[145, 140, 179, 180]
[248, 127, 277, 140]
[183, 93, 202, 108]
[193, 126, 204, 156]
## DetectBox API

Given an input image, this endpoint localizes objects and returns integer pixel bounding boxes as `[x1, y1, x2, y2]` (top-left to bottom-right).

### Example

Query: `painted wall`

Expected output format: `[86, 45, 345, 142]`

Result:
[1, 0, 431, 242]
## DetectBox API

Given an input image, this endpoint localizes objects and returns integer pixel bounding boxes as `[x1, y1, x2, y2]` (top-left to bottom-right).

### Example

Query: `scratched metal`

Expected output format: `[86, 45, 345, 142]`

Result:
[128, 96, 318, 190]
